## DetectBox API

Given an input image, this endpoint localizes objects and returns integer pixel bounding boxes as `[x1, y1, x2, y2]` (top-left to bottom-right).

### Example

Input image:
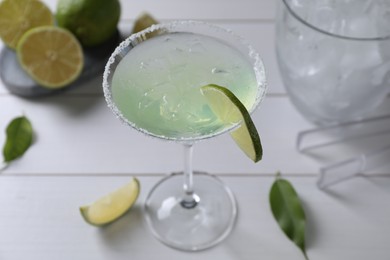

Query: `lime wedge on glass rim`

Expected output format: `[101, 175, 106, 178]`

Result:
[201, 84, 263, 162]
[80, 178, 140, 226]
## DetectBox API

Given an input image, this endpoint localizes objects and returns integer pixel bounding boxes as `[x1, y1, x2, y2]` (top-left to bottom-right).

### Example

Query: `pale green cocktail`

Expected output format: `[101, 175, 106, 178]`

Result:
[111, 32, 259, 139]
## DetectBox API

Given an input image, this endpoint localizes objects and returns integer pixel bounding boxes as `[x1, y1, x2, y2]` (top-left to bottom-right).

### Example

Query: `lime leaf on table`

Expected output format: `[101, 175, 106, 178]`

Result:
[0, 0, 54, 49]
[269, 173, 309, 260]
[80, 178, 140, 226]
[17, 26, 84, 89]
[132, 12, 159, 34]
[3, 116, 33, 164]
[201, 84, 262, 162]
[56, 0, 121, 47]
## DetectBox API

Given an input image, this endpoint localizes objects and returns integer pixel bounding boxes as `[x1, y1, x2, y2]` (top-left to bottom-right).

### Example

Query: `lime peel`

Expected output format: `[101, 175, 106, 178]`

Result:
[80, 177, 140, 226]
[201, 84, 263, 162]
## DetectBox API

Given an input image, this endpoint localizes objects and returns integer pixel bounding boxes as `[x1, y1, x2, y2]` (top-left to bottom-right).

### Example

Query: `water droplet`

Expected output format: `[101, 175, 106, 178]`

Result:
[140, 61, 147, 69]
[189, 42, 207, 53]
[211, 68, 229, 74]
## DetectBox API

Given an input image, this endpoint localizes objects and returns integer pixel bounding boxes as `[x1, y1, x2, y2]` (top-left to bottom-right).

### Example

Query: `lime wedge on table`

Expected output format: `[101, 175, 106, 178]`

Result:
[201, 84, 263, 162]
[0, 0, 54, 49]
[80, 178, 140, 226]
[17, 26, 84, 89]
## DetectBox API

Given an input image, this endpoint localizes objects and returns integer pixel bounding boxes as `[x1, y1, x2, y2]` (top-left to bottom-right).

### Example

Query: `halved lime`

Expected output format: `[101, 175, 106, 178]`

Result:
[201, 84, 263, 162]
[80, 178, 140, 226]
[16, 26, 84, 89]
[0, 0, 54, 49]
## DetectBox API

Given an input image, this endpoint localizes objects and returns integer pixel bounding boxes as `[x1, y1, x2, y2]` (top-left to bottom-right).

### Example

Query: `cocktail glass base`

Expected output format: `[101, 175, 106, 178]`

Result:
[144, 172, 238, 251]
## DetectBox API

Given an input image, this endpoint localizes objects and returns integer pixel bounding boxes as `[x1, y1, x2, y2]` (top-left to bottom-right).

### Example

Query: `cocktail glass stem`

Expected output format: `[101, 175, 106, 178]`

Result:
[181, 143, 200, 209]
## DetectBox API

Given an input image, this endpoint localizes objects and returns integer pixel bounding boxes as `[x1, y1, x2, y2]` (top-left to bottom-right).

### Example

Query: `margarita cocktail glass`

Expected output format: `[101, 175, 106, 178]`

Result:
[103, 21, 266, 251]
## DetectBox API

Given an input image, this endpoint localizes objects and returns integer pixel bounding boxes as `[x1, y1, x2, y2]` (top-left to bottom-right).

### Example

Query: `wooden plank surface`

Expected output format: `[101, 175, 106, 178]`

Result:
[42, 0, 276, 20]
[1, 0, 390, 259]
[0, 175, 389, 260]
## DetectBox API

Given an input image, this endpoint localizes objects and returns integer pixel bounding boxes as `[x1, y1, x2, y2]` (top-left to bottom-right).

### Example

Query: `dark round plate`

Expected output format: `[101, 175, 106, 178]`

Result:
[0, 30, 122, 97]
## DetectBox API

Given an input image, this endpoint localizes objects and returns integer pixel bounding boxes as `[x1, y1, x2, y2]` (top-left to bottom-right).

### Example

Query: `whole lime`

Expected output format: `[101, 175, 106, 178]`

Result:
[56, 0, 120, 47]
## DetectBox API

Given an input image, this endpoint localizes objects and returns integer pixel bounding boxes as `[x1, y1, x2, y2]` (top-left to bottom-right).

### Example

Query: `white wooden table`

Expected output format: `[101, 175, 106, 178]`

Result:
[1, 1, 390, 259]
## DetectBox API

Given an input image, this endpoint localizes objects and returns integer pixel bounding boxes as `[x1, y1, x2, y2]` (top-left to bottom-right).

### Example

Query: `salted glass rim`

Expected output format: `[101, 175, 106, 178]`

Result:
[102, 20, 267, 142]
[282, 0, 390, 41]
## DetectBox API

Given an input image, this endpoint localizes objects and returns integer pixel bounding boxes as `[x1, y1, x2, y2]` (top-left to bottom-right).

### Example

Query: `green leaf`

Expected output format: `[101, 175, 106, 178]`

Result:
[3, 116, 33, 163]
[269, 174, 309, 260]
